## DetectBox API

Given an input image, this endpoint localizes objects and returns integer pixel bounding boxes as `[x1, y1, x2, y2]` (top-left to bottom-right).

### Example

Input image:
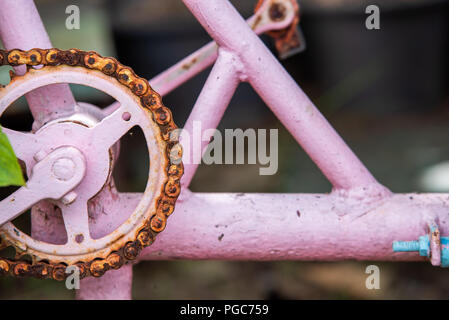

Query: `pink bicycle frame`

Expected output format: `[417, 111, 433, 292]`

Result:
[0, 0, 446, 300]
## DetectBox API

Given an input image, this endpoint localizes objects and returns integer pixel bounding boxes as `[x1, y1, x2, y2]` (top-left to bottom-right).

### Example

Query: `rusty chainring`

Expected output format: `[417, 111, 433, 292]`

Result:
[0, 48, 183, 280]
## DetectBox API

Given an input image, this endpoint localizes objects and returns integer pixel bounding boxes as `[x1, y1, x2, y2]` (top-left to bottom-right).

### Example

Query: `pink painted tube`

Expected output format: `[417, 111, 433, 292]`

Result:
[76, 265, 133, 300]
[181, 0, 389, 198]
[181, 49, 240, 187]
[149, 4, 294, 97]
[0, 0, 76, 128]
[140, 191, 438, 261]
[151, 42, 218, 97]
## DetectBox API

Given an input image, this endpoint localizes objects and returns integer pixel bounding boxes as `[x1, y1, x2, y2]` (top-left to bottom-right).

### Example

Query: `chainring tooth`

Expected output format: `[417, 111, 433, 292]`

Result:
[0, 48, 183, 280]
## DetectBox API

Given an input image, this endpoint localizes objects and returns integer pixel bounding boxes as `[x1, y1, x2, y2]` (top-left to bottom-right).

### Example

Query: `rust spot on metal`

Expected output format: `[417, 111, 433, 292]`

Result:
[157, 196, 176, 217]
[165, 180, 181, 198]
[13, 263, 31, 277]
[182, 57, 198, 70]
[60, 49, 80, 66]
[137, 231, 154, 247]
[75, 234, 84, 243]
[131, 78, 148, 96]
[168, 164, 182, 177]
[0, 259, 9, 274]
[150, 215, 166, 233]
[254, 0, 303, 59]
[106, 253, 124, 270]
[433, 230, 441, 245]
[52, 264, 67, 281]
[251, 14, 263, 30]
[45, 49, 60, 65]
[269, 2, 287, 21]
[90, 259, 109, 277]
[30, 263, 51, 279]
[123, 241, 141, 260]
[155, 106, 172, 125]
[76, 262, 88, 278]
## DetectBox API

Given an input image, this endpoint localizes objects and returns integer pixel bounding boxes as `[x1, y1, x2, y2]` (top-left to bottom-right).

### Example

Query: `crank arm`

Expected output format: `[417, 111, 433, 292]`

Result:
[0, 146, 86, 226]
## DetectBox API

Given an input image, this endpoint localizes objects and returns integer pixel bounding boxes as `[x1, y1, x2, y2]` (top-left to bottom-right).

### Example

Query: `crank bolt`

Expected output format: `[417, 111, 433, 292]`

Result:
[52, 157, 76, 181]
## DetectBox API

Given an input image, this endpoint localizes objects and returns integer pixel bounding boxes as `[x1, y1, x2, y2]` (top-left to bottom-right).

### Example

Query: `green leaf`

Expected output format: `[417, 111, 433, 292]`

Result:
[0, 126, 25, 187]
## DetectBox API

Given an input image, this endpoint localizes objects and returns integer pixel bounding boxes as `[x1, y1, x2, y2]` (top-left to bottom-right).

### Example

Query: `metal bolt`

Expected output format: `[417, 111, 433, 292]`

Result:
[61, 191, 77, 205]
[33, 150, 47, 162]
[393, 240, 420, 252]
[393, 235, 430, 257]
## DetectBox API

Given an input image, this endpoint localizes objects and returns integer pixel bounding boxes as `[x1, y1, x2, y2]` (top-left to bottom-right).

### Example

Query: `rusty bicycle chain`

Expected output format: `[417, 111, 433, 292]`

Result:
[0, 48, 183, 280]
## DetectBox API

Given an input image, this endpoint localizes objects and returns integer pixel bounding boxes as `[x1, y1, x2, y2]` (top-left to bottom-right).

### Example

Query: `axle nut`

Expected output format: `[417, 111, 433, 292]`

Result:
[52, 157, 76, 181]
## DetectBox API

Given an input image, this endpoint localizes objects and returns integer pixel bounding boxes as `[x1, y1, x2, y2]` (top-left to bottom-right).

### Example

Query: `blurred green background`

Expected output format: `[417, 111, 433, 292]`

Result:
[1, 0, 449, 299]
